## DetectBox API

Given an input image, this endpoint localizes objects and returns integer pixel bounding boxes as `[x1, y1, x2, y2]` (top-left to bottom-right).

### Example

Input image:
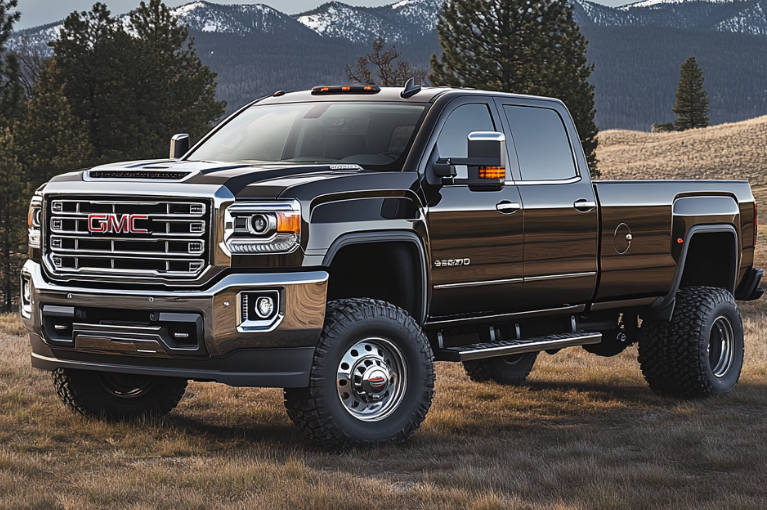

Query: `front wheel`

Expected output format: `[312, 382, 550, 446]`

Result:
[52, 369, 187, 421]
[284, 299, 435, 448]
[638, 286, 744, 397]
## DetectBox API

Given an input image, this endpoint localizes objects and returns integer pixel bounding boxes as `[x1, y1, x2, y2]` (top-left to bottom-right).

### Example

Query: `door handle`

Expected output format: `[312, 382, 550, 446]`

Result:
[496, 201, 521, 214]
[573, 199, 596, 212]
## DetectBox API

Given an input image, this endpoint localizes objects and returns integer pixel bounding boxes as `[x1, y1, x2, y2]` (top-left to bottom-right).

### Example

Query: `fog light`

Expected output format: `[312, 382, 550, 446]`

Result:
[256, 296, 274, 319]
[238, 290, 280, 330]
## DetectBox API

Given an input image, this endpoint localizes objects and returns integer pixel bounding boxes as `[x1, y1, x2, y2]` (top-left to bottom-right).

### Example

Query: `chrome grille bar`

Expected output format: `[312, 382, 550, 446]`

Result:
[45, 198, 210, 278]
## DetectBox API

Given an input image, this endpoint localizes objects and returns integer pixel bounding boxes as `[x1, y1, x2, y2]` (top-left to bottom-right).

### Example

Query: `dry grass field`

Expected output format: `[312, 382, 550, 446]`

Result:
[2, 120, 767, 509]
[598, 115, 767, 184]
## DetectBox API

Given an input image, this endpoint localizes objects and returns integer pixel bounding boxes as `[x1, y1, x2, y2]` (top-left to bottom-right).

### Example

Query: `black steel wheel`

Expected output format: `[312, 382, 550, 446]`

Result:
[638, 286, 744, 397]
[462, 352, 538, 385]
[52, 369, 187, 421]
[284, 298, 434, 449]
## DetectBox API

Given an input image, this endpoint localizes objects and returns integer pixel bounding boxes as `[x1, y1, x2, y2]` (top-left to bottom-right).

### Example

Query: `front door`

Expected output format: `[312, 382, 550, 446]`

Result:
[425, 99, 525, 318]
[495, 99, 599, 310]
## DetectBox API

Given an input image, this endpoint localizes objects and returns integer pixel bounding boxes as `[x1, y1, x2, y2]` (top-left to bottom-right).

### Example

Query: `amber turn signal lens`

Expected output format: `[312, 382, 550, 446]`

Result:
[479, 166, 505, 179]
[276, 211, 301, 233]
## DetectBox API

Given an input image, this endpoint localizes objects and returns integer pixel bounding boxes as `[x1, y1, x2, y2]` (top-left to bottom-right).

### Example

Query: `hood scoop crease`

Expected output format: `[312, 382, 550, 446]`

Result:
[87, 170, 191, 181]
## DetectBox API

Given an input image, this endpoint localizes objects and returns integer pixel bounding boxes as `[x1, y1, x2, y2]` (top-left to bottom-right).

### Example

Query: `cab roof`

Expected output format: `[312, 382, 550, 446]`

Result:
[254, 86, 564, 108]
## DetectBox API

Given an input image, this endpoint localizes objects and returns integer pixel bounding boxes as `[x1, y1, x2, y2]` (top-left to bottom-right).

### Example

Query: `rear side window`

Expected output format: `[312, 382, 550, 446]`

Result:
[503, 106, 577, 181]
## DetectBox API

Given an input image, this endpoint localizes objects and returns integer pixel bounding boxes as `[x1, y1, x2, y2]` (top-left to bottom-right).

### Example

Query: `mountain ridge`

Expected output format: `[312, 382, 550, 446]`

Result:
[8, 0, 767, 131]
[12, 0, 767, 46]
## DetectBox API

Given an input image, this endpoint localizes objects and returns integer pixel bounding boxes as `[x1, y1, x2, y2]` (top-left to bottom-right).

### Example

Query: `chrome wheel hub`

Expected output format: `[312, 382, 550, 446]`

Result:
[336, 338, 407, 422]
[708, 316, 735, 378]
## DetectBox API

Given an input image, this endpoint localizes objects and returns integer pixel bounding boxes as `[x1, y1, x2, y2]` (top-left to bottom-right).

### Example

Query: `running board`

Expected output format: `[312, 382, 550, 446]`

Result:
[435, 331, 602, 362]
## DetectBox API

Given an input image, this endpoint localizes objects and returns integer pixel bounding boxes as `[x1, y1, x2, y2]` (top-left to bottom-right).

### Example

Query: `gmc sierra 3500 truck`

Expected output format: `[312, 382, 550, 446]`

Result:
[21, 81, 764, 448]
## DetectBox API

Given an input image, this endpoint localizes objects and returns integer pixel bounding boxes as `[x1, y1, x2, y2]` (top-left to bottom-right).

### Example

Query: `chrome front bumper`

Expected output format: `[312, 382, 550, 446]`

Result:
[20, 260, 328, 387]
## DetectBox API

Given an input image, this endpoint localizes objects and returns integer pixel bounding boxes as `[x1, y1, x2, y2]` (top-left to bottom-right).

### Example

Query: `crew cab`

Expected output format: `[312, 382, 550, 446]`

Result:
[21, 82, 763, 448]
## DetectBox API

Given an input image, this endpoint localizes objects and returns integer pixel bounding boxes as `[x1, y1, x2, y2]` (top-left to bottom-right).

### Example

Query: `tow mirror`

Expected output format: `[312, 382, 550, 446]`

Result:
[433, 131, 506, 190]
[170, 133, 190, 159]
[466, 131, 505, 191]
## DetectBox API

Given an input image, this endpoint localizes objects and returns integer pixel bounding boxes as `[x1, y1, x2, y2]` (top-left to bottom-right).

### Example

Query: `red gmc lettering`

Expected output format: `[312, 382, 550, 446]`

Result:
[129, 215, 148, 234]
[87, 214, 148, 234]
[88, 214, 108, 233]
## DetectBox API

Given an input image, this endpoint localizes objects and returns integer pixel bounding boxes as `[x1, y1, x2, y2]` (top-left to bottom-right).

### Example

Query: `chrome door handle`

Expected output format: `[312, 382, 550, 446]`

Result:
[573, 199, 596, 212]
[496, 201, 521, 214]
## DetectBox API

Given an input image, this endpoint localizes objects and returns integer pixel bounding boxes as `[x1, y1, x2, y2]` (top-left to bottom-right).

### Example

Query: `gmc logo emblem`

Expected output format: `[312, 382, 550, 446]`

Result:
[88, 214, 149, 234]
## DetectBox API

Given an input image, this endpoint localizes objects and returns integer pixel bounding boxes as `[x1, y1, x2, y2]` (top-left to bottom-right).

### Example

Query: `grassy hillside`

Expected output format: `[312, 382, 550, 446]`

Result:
[597, 115, 767, 183]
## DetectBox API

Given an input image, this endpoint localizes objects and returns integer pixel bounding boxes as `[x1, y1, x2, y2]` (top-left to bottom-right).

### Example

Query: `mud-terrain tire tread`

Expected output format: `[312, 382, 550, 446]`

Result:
[638, 286, 743, 398]
[52, 368, 187, 421]
[462, 352, 537, 385]
[283, 298, 434, 449]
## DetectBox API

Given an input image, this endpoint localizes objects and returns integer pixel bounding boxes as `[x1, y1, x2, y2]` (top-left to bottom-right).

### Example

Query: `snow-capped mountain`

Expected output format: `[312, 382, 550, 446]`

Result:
[8, 0, 767, 132]
[295, 0, 442, 43]
[172, 1, 313, 35]
[12, 0, 767, 51]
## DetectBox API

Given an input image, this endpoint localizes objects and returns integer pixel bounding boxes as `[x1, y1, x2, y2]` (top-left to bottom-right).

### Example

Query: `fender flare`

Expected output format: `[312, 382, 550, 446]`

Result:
[646, 224, 738, 321]
[321, 231, 429, 325]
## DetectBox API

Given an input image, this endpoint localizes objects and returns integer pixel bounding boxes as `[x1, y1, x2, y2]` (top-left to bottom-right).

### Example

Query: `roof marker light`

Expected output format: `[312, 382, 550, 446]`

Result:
[311, 85, 381, 95]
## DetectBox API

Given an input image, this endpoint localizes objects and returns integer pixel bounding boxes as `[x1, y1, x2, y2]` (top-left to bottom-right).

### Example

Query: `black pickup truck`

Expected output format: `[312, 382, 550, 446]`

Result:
[21, 82, 763, 448]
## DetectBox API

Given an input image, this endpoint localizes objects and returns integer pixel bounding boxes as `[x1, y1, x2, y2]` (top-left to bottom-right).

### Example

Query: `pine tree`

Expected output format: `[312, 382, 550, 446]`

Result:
[46, 3, 142, 161]
[0, 0, 22, 127]
[673, 56, 709, 131]
[429, 0, 599, 177]
[15, 69, 94, 188]
[128, 0, 225, 158]
[44, 1, 224, 162]
[0, 129, 27, 311]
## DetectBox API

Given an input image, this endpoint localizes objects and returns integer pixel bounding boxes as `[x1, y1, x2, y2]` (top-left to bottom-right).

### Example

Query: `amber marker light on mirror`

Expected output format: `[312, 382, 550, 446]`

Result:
[479, 167, 505, 179]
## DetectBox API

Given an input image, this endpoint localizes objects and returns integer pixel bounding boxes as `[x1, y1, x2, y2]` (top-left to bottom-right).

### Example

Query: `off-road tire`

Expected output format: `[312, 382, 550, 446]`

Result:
[638, 286, 744, 397]
[283, 298, 435, 449]
[52, 369, 187, 421]
[462, 352, 537, 385]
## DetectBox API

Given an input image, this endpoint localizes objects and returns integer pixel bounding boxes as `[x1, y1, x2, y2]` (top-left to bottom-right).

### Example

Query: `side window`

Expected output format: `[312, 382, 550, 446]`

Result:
[435, 104, 495, 179]
[503, 106, 577, 181]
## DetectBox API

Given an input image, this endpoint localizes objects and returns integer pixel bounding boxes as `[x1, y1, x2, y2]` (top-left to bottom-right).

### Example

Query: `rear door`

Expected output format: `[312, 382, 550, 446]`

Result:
[495, 98, 599, 310]
[425, 98, 525, 318]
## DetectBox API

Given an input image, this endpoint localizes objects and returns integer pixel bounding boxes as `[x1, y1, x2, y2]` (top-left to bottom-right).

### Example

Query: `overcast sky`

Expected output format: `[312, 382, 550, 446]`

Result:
[15, 0, 630, 30]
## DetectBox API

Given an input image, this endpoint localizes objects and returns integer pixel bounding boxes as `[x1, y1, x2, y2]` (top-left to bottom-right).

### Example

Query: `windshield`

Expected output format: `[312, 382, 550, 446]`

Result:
[188, 102, 427, 170]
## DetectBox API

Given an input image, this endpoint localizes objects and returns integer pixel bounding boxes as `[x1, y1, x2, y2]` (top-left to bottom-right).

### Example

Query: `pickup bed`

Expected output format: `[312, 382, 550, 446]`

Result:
[21, 83, 763, 448]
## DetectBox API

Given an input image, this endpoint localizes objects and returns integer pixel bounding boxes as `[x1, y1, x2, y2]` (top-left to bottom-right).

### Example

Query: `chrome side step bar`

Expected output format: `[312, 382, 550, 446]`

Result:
[435, 331, 602, 362]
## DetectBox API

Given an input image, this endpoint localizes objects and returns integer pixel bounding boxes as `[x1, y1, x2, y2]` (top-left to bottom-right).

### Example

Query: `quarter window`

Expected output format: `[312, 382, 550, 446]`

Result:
[504, 106, 577, 181]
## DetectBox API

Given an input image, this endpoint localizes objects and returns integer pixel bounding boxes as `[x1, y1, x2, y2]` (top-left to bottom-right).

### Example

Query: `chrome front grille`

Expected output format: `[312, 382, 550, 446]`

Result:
[45, 198, 211, 278]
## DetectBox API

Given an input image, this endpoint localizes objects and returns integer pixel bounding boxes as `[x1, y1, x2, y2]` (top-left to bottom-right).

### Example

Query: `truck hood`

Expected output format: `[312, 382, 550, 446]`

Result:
[48, 159, 373, 199]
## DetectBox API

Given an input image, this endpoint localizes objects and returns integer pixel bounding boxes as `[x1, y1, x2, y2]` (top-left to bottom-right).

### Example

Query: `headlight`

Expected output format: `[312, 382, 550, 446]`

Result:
[223, 200, 301, 255]
[27, 194, 42, 249]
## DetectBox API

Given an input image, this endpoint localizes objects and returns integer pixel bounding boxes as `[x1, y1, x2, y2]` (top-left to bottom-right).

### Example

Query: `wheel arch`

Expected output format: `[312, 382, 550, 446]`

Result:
[322, 231, 429, 325]
[647, 224, 739, 320]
